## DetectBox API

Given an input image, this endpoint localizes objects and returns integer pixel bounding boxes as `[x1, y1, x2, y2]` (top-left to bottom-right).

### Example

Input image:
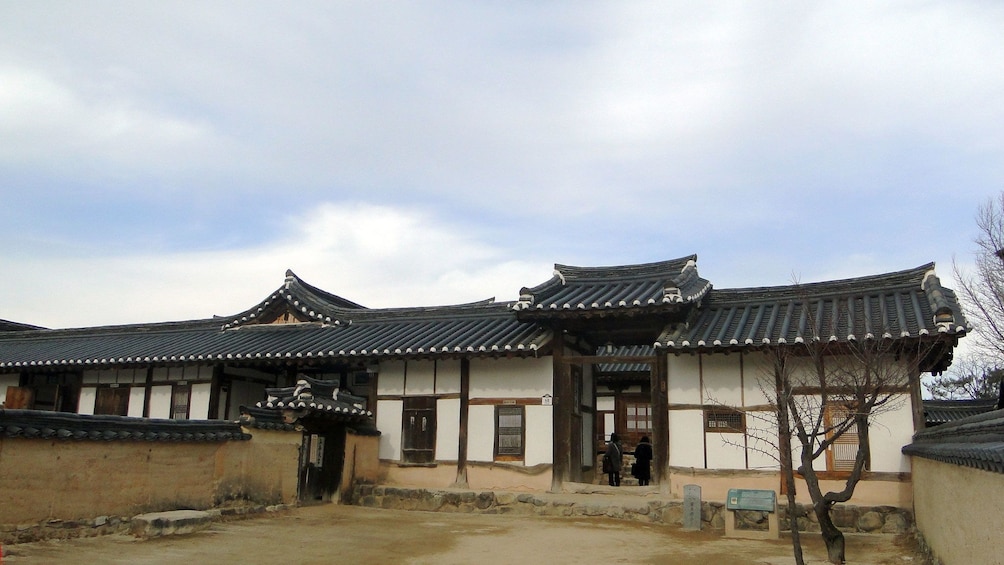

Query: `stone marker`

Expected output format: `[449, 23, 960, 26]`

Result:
[683, 484, 701, 530]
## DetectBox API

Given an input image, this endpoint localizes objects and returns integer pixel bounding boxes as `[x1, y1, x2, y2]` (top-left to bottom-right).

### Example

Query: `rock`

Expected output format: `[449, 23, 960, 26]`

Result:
[495, 492, 517, 505]
[475, 492, 495, 509]
[857, 511, 884, 532]
[130, 510, 213, 539]
[881, 513, 908, 534]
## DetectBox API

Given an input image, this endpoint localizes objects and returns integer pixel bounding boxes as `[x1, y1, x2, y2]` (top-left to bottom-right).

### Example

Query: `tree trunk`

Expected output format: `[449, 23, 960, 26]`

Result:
[775, 355, 805, 565]
[817, 505, 846, 564]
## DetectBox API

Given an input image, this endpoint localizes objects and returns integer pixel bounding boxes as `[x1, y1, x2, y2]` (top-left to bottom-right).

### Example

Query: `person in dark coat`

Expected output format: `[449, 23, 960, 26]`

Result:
[605, 432, 623, 486]
[633, 435, 653, 486]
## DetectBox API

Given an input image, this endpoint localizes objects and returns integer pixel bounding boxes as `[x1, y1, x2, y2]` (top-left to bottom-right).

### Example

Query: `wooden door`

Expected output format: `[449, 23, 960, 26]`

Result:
[4, 386, 33, 409]
[402, 397, 436, 464]
[95, 387, 130, 416]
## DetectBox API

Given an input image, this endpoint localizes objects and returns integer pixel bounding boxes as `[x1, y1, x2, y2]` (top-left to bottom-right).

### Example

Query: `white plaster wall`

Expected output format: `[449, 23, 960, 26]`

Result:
[669, 410, 704, 467]
[701, 353, 742, 406]
[377, 399, 404, 460]
[596, 396, 614, 411]
[525, 405, 552, 465]
[436, 359, 461, 394]
[377, 361, 405, 395]
[0, 374, 20, 405]
[469, 357, 552, 398]
[667, 354, 701, 404]
[78, 387, 97, 415]
[467, 405, 495, 462]
[405, 360, 436, 395]
[190, 383, 212, 419]
[742, 352, 775, 406]
[149, 385, 172, 419]
[868, 394, 913, 473]
[705, 431, 747, 470]
[127, 387, 146, 418]
[603, 413, 615, 441]
[746, 410, 780, 470]
[436, 397, 460, 461]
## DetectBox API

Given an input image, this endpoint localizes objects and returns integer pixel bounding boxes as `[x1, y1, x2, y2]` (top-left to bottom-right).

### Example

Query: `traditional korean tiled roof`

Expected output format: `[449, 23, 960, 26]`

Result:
[223, 269, 366, 329]
[0, 319, 44, 332]
[0, 409, 250, 441]
[655, 264, 967, 352]
[249, 376, 373, 425]
[513, 255, 711, 318]
[594, 345, 653, 376]
[0, 273, 551, 370]
[924, 399, 1000, 426]
[903, 408, 1004, 474]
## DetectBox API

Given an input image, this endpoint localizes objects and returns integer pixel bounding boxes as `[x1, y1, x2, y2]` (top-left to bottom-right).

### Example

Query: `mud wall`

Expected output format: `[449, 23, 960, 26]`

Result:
[911, 457, 1004, 565]
[0, 428, 301, 525]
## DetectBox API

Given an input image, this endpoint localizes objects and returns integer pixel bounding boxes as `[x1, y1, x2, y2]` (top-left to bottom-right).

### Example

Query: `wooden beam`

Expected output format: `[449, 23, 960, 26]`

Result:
[551, 331, 571, 492]
[454, 358, 470, 487]
[562, 355, 657, 365]
[651, 352, 669, 489]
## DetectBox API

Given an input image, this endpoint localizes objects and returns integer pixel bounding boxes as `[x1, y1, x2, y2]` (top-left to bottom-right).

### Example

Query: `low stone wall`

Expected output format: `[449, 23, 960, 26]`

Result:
[0, 502, 291, 545]
[349, 485, 912, 534]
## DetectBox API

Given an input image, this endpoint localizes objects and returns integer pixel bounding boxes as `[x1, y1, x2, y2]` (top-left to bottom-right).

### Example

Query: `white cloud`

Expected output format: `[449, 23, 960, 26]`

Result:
[0, 203, 553, 329]
[0, 66, 219, 176]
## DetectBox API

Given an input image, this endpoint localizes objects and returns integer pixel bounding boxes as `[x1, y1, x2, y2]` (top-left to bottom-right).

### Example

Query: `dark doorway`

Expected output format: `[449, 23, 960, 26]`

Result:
[402, 396, 436, 464]
[298, 429, 346, 503]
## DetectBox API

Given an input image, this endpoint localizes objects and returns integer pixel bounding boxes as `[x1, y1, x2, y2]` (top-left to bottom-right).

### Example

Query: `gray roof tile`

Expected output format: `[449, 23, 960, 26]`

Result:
[656, 264, 967, 351]
[513, 255, 711, 317]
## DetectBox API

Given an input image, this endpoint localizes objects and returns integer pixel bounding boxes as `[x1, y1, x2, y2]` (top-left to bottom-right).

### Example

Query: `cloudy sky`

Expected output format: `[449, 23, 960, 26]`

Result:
[2, 2, 1003, 329]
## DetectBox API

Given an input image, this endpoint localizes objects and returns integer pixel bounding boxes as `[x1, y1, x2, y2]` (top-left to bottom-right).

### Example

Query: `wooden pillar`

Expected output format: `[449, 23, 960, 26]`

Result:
[454, 358, 471, 487]
[551, 330, 571, 492]
[909, 350, 926, 432]
[651, 351, 670, 489]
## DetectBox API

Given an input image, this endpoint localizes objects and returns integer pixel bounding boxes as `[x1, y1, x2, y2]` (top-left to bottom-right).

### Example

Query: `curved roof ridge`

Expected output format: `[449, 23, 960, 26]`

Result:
[283, 269, 367, 310]
[348, 298, 509, 322]
[707, 263, 936, 303]
[553, 254, 698, 282]
[223, 270, 367, 329]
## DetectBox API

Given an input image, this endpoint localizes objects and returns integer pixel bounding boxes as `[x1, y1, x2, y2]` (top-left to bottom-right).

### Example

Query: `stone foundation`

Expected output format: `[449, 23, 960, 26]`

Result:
[350, 485, 912, 535]
[0, 503, 292, 545]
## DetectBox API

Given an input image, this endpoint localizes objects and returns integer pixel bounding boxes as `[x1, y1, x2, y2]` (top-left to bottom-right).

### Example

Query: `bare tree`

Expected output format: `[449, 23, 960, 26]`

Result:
[953, 193, 1004, 373]
[778, 336, 928, 564]
[925, 354, 1002, 401]
[726, 300, 947, 564]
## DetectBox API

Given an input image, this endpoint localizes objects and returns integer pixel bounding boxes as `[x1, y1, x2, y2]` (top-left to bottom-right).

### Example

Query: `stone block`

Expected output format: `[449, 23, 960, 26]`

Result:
[130, 510, 213, 538]
[495, 492, 517, 505]
[662, 505, 683, 525]
[857, 511, 884, 532]
[881, 512, 907, 534]
[475, 492, 495, 509]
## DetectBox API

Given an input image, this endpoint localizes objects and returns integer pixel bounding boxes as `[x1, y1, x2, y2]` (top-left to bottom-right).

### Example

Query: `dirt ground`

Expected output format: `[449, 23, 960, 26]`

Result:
[1, 504, 925, 565]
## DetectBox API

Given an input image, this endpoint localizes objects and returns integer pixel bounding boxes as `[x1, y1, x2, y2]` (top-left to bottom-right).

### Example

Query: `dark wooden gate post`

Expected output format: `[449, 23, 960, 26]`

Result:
[651, 351, 670, 488]
[551, 331, 571, 492]
[454, 358, 470, 487]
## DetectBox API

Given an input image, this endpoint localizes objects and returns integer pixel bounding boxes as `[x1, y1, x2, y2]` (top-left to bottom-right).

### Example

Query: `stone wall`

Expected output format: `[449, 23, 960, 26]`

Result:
[349, 485, 912, 534]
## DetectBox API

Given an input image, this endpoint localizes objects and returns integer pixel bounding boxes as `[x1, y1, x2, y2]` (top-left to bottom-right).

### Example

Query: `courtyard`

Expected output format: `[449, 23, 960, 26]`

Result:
[1, 504, 924, 565]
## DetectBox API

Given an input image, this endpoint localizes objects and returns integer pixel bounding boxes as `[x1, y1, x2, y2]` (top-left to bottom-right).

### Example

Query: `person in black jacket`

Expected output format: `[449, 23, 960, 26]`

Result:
[604, 432, 623, 486]
[633, 436, 653, 486]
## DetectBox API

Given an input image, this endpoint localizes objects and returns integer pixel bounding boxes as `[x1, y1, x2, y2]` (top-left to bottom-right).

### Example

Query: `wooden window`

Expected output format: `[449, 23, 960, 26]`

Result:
[625, 402, 653, 433]
[825, 404, 863, 472]
[171, 385, 192, 420]
[95, 387, 130, 416]
[495, 405, 525, 460]
[704, 408, 745, 433]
